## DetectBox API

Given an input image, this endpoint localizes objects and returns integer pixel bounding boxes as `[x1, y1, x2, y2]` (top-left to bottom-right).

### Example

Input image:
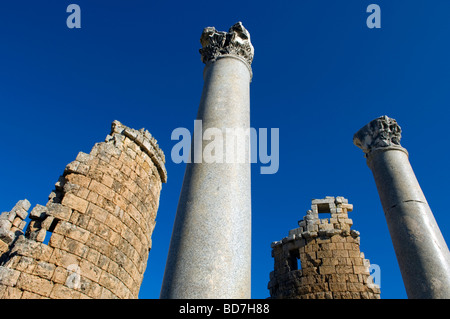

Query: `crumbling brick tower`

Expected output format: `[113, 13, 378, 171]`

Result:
[268, 196, 380, 299]
[0, 120, 167, 299]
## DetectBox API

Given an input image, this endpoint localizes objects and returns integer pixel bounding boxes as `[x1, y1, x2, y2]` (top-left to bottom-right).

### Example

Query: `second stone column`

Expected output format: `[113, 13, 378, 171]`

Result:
[353, 116, 450, 298]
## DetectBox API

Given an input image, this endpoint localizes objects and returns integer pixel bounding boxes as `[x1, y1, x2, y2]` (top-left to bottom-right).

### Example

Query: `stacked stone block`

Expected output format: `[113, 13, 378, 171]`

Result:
[0, 120, 166, 299]
[0, 200, 31, 256]
[268, 196, 380, 299]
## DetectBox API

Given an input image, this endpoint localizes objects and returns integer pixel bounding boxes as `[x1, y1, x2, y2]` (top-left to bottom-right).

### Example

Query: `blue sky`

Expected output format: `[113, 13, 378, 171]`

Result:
[1, 0, 450, 299]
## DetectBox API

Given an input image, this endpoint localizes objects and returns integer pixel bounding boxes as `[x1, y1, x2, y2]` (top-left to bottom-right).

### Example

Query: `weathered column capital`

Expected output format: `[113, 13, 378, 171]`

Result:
[353, 115, 407, 158]
[199, 22, 254, 71]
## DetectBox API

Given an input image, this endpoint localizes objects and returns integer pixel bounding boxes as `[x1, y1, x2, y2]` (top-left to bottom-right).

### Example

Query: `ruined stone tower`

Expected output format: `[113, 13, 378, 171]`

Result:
[0, 120, 166, 299]
[268, 196, 380, 299]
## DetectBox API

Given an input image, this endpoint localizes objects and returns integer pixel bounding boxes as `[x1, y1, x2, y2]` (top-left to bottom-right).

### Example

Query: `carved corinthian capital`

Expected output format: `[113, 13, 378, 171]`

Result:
[199, 22, 254, 66]
[353, 115, 403, 156]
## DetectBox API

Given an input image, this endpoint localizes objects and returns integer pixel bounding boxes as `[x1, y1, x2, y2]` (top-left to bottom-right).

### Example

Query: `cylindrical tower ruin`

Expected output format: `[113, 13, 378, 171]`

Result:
[0, 120, 166, 299]
[268, 197, 381, 299]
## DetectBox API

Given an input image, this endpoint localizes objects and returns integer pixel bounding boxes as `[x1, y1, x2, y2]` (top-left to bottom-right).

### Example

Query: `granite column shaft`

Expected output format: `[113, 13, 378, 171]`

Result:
[354, 116, 450, 298]
[160, 22, 253, 299]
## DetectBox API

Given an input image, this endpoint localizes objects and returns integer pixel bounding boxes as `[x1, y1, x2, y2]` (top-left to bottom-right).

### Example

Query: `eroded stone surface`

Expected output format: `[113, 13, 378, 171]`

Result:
[0, 121, 166, 299]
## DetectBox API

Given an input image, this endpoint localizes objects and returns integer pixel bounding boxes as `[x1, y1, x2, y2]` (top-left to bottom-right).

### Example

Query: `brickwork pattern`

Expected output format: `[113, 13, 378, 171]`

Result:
[0, 120, 166, 299]
[268, 197, 381, 299]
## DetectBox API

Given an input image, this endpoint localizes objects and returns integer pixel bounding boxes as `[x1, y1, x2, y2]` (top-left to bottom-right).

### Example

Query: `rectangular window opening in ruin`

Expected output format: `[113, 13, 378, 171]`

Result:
[317, 203, 333, 221]
[288, 249, 301, 271]
[42, 218, 60, 245]
[42, 232, 50, 245]
[317, 203, 331, 214]
[48, 218, 60, 233]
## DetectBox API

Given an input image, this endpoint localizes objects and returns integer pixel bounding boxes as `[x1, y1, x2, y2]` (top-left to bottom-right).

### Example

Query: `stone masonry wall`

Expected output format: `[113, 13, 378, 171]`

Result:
[0, 120, 166, 299]
[268, 197, 380, 299]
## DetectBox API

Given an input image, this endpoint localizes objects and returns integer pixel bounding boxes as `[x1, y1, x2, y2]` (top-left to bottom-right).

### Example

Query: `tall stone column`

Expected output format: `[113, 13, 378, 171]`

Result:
[160, 22, 254, 298]
[353, 115, 450, 298]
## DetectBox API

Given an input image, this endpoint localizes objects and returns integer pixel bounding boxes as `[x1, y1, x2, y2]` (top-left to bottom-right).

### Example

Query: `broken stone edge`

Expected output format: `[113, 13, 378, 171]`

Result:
[111, 120, 167, 183]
